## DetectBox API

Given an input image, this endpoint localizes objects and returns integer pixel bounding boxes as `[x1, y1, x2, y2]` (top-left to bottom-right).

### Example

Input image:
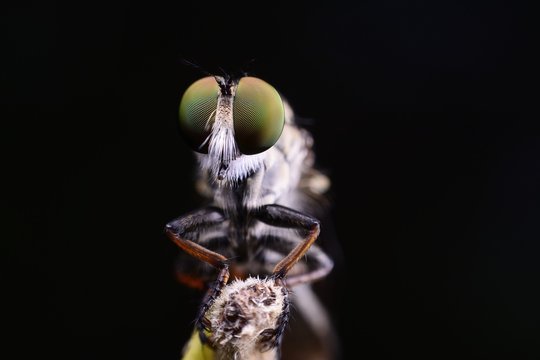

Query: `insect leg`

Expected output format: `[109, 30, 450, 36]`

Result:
[259, 235, 337, 357]
[165, 207, 226, 265]
[195, 264, 229, 343]
[175, 236, 231, 290]
[253, 204, 320, 279]
[165, 208, 230, 343]
[166, 206, 229, 288]
[265, 239, 333, 287]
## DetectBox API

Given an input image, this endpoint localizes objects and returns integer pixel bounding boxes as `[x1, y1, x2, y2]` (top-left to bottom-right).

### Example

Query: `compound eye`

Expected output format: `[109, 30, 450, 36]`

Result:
[178, 77, 219, 153]
[233, 77, 285, 155]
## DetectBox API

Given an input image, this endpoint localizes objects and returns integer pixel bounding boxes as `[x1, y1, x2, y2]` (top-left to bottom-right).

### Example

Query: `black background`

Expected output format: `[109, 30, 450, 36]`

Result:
[3, 1, 538, 359]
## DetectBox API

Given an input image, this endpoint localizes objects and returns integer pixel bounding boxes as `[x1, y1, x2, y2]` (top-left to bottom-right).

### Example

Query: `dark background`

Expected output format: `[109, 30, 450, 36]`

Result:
[3, 1, 538, 359]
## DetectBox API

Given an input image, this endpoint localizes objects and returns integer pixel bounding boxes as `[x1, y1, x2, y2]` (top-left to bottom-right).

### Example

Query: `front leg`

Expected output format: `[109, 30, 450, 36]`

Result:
[165, 207, 226, 252]
[253, 204, 321, 279]
[166, 207, 227, 286]
[262, 237, 334, 287]
[195, 265, 229, 343]
[165, 207, 229, 343]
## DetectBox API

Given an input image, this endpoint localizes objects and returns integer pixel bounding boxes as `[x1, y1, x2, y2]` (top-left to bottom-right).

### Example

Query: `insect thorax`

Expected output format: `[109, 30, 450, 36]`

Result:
[195, 117, 318, 213]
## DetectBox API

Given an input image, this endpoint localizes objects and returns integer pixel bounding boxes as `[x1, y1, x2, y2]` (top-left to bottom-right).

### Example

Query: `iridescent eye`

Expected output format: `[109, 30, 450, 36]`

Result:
[233, 77, 285, 155]
[179, 77, 219, 153]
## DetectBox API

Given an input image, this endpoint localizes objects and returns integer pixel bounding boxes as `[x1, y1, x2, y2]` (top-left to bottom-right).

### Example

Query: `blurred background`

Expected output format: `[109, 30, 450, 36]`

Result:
[3, 1, 538, 359]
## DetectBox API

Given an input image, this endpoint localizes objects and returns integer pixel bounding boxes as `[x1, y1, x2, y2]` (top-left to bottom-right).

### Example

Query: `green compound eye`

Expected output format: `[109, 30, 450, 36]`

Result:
[233, 77, 285, 155]
[179, 77, 219, 153]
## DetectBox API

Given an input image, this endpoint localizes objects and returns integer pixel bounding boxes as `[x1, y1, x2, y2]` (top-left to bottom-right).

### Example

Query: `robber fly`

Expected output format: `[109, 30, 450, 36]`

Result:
[165, 74, 336, 358]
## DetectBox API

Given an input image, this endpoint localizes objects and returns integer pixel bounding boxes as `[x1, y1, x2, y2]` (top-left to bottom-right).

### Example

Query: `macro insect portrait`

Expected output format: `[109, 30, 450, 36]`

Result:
[165, 73, 338, 359]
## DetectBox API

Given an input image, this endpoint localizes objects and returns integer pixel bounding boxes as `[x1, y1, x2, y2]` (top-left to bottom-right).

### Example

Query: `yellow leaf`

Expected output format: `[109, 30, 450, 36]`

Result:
[181, 330, 215, 360]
